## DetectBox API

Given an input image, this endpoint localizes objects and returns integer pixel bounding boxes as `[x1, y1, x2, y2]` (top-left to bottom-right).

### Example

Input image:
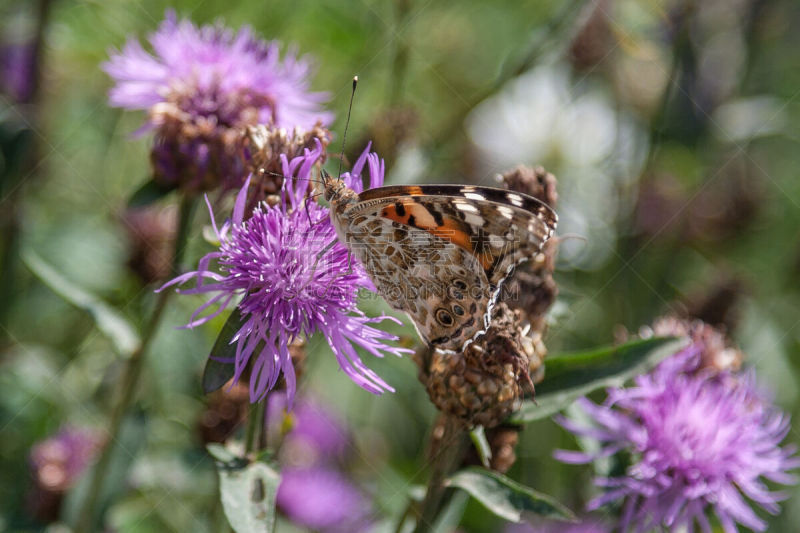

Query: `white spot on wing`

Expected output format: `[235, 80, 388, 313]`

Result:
[507, 193, 524, 206]
[455, 202, 480, 213]
[464, 192, 486, 202]
[463, 213, 484, 226]
[497, 206, 514, 219]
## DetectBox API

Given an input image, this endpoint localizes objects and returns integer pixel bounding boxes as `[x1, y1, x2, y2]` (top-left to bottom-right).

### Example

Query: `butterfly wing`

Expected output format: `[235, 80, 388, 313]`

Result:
[339, 185, 557, 351]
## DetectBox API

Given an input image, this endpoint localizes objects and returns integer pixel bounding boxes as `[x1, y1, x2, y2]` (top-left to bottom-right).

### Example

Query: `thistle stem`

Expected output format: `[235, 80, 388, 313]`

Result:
[412, 417, 470, 533]
[75, 194, 197, 533]
[245, 400, 267, 455]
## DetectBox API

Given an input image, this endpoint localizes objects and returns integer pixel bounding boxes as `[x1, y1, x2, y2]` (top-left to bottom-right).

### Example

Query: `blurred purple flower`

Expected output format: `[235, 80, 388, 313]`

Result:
[160, 142, 409, 405]
[277, 466, 371, 532]
[268, 393, 349, 465]
[1, 42, 35, 101]
[555, 345, 800, 532]
[104, 10, 331, 191]
[29, 427, 102, 492]
[104, 10, 330, 130]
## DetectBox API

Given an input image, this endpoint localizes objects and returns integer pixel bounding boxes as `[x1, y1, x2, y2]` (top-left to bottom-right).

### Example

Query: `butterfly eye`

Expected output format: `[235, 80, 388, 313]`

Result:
[435, 308, 454, 326]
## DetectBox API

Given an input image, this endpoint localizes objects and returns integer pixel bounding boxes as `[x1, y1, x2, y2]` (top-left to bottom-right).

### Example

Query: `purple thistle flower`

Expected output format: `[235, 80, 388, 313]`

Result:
[268, 392, 350, 466]
[555, 344, 800, 532]
[277, 466, 372, 532]
[104, 10, 330, 130]
[1, 42, 36, 102]
[104, 10, 331, 191]
[160, 141, 409, 405]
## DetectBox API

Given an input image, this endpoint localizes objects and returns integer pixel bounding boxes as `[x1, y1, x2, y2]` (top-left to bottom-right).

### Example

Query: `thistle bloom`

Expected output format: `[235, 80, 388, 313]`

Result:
[160, 141, 408, 405]
[277, 467, 371, 532]
[1, 42, 35, 102]
[104, 10, 331, 191]
[268, 393, 349, 466]
[555, 342, 800, 532]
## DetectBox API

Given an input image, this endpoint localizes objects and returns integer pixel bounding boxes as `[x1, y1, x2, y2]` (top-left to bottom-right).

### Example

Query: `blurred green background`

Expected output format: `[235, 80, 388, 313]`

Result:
[2, 0, 799, 531]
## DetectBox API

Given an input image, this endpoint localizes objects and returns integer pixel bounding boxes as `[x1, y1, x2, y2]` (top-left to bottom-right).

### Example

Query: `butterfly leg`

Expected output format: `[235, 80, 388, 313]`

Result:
[303, 191, 325, 226]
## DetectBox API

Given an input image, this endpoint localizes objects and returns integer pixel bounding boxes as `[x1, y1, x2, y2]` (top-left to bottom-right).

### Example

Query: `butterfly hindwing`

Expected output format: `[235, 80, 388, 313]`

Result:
[342, 213, 491, 351]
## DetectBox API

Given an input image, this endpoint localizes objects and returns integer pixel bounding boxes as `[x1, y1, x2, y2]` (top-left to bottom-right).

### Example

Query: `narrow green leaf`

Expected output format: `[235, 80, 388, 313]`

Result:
[202, 310, 246, 394]
[469, 426, 492, 468]
[509, 337, 686, 424]
[447, 467, 576, 523]
[431, 490, 469, 533]
[127, 178, 175, 208]
[209, 446, 280, 533]
[22, 248, 140, 356]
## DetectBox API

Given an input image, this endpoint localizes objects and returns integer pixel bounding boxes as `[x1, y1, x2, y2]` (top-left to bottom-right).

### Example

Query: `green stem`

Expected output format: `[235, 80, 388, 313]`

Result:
[393, 498, 415, 533]
[74, 194, 197, 533]
[387, 0, 412, 107]
[245, 400, 266, 455]
[412, 417, 470, 533]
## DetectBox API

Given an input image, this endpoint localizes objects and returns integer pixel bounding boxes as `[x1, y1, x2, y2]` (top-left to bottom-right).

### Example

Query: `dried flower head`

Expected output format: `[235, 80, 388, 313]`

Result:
[418, 303, 537, 428]
[242, 123, 332, 207]
[464, 424, 521, 474]
[640, 315, 744, 373]
[198, 379, 250, 444]
[555, 341, 799, 532]
[121, 204, 177, 284]
[104, 11, 331, 192]
[160, 142, 408, 405]
[500, 165, 559, 208]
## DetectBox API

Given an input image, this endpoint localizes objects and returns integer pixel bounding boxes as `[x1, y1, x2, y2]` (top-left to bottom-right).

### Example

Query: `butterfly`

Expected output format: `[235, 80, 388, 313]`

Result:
[322, 170, 557, 353]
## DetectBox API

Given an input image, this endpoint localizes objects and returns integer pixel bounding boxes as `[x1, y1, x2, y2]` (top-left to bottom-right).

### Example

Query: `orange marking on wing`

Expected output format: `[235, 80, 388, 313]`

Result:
[379, 201, 495, 269]
[399, 185, 425, 196]
[428, 219, 472, 251]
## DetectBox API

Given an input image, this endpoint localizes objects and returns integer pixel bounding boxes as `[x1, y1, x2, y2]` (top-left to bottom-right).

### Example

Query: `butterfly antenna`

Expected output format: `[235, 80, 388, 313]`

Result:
[336, 76, 358, 180]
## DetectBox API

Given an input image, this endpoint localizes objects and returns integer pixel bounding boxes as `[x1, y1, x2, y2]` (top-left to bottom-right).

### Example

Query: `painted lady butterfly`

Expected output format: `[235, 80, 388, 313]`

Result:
[322, 171, 557, 352]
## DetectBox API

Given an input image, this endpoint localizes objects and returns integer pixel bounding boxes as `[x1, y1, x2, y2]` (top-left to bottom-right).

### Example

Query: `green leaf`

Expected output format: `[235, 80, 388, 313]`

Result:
[22, 248, 140, 356]
[206, 443, 242, 465]
[127, 178, 175, 208]
[202, 310, 247, 394]
[208, 445, 280, 533]
[446, 467, 576, 523]
[469, 426, 492, 468]
[431, 490, 469, 533]
[509, 337, 686, 424]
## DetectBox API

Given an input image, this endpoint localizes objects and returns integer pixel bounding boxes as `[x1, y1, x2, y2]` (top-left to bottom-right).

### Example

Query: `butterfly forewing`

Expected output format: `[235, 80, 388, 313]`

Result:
[331, 184, 557, 352]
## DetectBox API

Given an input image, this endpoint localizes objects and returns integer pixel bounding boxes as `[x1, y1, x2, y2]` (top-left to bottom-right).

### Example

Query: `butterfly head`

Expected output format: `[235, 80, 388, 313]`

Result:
[321, 168, 356, 207]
